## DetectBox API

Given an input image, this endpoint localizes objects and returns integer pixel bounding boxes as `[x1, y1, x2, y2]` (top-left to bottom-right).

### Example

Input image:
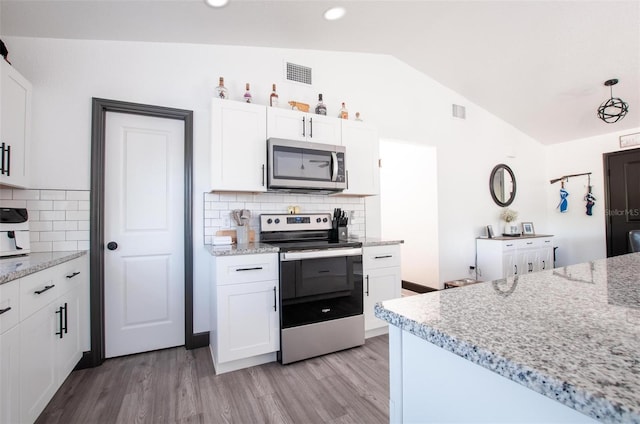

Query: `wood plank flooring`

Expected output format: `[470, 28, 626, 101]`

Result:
[36, 334, 389, 424]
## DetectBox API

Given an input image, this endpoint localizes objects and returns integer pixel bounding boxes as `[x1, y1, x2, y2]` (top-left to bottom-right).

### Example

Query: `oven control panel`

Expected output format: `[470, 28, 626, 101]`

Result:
[260, 213, 332, 231]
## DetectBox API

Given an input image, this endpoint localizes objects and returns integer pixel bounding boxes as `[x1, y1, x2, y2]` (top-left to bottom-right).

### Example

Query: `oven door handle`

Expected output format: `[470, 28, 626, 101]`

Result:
[281, 247, 362, 261]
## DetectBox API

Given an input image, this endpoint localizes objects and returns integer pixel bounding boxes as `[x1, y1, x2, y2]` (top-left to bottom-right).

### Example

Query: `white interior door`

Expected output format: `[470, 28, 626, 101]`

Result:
[104, 112, 185, 358]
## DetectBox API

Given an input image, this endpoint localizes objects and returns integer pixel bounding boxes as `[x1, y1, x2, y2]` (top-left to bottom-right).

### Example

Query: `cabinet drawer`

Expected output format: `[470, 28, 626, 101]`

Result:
[20, 268, 58, 320]
[363, 245, 401, 270]
[0, 280, 20, 334]
[54, 256, 88, 295]
[214, 254, 278, 285]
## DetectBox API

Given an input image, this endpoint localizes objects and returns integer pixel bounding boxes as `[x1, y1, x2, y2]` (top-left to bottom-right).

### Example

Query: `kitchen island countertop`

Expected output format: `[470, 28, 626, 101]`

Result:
[375, 253, 640, 423]
[0, 250, 87, 285]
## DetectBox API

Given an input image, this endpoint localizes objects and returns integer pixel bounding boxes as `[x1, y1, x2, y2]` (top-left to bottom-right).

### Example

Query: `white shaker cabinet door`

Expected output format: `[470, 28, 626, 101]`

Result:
[0, 325, 20, 424]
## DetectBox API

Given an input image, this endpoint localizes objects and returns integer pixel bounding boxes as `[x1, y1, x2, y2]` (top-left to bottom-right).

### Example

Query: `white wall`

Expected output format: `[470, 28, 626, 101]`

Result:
[4, 36, 554, 328]
[545, 127, 640, 266]
[380, 139, 439, 288]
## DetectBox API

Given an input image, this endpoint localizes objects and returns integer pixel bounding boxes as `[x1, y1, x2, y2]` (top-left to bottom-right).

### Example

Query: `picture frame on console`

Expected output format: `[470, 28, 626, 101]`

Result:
[486, 225, 495, 238]
[522, 222, 535, 235]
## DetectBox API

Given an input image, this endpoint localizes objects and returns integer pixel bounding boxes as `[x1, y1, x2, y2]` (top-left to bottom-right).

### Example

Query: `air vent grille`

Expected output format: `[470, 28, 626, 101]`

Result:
[452, 104, 466, 119]
[286, 62, 312, 85]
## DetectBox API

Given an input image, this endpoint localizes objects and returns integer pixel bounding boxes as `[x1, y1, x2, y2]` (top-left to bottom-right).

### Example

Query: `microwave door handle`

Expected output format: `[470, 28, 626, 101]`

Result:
[331, 152, 338, 182]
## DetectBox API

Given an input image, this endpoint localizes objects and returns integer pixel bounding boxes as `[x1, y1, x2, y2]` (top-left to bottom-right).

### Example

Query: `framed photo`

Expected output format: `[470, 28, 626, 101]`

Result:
[522, 222, 535, 235]
[486, 225, 495, 238]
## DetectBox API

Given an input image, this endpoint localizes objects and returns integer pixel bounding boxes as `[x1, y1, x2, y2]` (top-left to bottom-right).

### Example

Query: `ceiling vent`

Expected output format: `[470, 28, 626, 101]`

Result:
[285, 62, 312, 85]
[452, 104, 466, 119]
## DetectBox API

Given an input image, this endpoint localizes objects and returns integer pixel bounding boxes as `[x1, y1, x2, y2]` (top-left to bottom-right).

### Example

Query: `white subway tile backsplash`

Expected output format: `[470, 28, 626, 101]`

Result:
[40, 210, 66, 221]
[12, 190, 40, 200]
[54, 201, 79, 211]
[66, 210, 89, 221]
[66, 191, 90, 201]
[2, 189, 90, 253]
[40, 190, 66, 201]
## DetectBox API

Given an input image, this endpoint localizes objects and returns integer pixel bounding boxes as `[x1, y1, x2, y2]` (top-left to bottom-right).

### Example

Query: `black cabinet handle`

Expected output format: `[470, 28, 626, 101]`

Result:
[55, 306, 64, 338]
[365, 275, 370, 296]
[66, 271, 81, 279]
[0, 306, 11, 315]
[542, 260, 546, 269]
[309, 117, 313, 138]
[374, 255, 393, 259]
[34, 284, 55, 295]
[514, 265, 518, 275]
[0, 142, 5, 175]
[63, 302, 68, 334]
[302, 116, 306, 137]
[6, 144, 10, 177]
[261, 164, 265, 187]
[273, 286, 277, 312]
[236, 267, 263, 272]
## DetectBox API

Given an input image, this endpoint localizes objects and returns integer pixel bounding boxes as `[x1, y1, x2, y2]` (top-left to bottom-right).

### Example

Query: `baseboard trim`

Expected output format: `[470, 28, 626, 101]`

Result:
[188, 331, 210, 350]
[402, 280, 438, 293]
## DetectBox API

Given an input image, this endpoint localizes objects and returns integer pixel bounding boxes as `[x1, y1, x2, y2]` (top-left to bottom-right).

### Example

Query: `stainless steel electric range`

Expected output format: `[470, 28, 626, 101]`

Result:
[260, 213, 364, 364]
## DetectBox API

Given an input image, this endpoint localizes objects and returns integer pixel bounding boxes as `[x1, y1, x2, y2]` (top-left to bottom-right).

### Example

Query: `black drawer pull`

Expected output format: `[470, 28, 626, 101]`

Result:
[34, 284, 55, 295]
[374, 255, 393, 259]
[236, 267, 263, 272]
[66, 271, 81, 279]
[365, 275, 370, 296]
[273, 286, 277, 312]
[0, 306, 11, 315]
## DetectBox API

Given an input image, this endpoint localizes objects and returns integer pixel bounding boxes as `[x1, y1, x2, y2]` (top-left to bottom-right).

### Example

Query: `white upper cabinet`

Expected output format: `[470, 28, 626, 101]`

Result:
[340, 120, 380, 196]
[211, 99, 267, 192]
[267, 108, 341, 146]
[0, 60, 32, 188]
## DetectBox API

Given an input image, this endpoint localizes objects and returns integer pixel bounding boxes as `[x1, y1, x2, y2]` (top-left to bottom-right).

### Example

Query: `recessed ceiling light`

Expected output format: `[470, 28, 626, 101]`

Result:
[205, 0, 229, 8]
[324, 7, 346, 21]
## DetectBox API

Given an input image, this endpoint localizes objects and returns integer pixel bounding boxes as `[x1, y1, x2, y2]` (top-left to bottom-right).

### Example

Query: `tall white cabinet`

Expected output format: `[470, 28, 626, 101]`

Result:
[476, 236, 554, 281]
[363, 244, 402, 335]
[0, 60, 32, 188]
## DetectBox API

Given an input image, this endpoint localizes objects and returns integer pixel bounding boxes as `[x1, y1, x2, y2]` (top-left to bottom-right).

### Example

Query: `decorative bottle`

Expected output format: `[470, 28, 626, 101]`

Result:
[315, 94, 327, 115]
[355, 112, 362, 121]
[243, 83, 252, 103]
[339, 102, 348, 120]
[270, 84, 279, 107]
[215, 77, 228, 100]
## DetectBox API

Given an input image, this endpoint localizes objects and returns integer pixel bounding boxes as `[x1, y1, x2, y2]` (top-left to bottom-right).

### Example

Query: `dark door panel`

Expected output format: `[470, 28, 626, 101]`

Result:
[605, 148, 640, 257]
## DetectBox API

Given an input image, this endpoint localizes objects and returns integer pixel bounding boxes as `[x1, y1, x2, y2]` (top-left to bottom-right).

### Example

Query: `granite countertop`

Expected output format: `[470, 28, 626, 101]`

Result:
[477, 234, 553, 241]
[206, 238, 403, 256]
[0, 251, 87, 285]
[375, 253, 640, 423]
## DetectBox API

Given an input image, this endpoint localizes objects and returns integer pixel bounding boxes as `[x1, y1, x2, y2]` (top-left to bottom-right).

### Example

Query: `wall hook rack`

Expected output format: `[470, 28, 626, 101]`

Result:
[549, 172, 592, 185]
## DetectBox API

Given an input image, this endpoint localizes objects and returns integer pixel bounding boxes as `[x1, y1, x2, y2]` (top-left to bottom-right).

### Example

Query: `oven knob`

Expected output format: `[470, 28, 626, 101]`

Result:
[323, 218, 328, 223]
[316, 218, 321, 223]
[267, 219, 272, 224]
[275, 218, 280, 224]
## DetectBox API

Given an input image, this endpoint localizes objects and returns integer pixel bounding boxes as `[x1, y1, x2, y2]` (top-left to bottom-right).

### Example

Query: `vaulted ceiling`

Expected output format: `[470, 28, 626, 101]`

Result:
[1, 0, 639, 144]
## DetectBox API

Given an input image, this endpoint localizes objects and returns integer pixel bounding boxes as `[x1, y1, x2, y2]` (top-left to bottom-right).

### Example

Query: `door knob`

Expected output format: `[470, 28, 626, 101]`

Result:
[107, 241, 118, 251]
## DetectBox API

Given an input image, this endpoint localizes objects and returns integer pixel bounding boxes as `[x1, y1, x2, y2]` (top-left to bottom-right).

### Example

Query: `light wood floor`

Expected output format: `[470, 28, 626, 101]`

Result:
[36, 334, 390, 424]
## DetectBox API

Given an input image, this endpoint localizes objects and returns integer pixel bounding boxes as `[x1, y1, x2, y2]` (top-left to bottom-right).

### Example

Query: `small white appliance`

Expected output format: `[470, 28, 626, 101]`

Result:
[0, 207, 30, 257]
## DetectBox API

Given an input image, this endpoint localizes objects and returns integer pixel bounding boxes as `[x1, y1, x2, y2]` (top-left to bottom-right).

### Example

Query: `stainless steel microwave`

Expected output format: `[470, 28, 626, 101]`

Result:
[267, 138, 347, 193]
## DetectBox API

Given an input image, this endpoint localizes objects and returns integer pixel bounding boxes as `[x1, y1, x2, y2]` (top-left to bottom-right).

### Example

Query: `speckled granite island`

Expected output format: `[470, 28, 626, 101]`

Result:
[375, 253, 640, 424]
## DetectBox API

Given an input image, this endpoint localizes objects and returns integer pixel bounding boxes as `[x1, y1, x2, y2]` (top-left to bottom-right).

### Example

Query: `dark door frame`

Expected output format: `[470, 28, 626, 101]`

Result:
[83, 98, 198, 368]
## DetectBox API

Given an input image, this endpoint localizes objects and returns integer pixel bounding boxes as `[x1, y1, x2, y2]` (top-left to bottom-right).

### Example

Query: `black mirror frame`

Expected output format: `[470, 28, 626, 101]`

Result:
[489, 164, 516, 207]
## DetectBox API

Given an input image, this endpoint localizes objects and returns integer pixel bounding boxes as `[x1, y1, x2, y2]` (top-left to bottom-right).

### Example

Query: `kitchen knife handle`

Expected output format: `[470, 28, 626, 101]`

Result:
[35, 284, 55, 295]
[0, 306, 11, 315]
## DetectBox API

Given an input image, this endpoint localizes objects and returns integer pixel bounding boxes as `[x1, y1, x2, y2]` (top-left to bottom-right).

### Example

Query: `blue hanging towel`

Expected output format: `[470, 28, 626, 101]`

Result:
[558, 187, 569, 213]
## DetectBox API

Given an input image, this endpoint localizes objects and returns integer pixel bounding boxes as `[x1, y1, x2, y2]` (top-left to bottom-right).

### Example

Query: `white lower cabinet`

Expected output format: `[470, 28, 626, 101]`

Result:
[210, 253, 279, 374]
[0, 254, 88, 424]
[476, 236, 554, 281]
[363, 245, 402, 334]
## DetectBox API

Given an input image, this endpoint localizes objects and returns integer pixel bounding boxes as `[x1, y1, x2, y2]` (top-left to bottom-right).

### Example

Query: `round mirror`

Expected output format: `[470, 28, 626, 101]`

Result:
[489, 164, 516, 207]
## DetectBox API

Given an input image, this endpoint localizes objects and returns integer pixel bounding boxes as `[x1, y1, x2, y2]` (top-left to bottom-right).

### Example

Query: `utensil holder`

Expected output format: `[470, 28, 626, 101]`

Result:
[236, 225, 249, 245]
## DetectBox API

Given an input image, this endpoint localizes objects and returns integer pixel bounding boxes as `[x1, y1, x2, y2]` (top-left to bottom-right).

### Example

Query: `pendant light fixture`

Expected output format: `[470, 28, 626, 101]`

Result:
[597, 79, 629, 123]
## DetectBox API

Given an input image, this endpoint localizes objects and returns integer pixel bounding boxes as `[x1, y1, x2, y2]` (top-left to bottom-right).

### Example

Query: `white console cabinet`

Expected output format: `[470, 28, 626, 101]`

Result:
[210, 253, 279, 374]
[363, 244, 402, 336]
[476, 236, 553, 282]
